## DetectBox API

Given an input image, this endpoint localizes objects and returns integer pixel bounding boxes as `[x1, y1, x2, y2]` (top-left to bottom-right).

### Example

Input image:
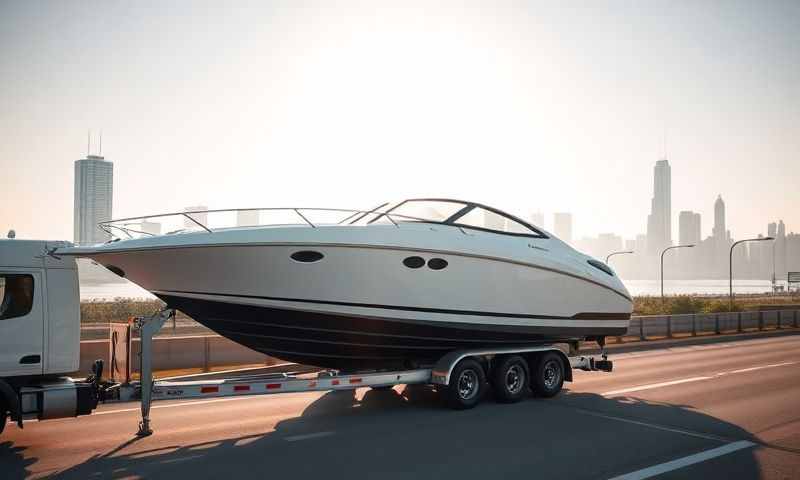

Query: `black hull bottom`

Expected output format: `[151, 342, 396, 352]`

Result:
[159, 294, 626, 370]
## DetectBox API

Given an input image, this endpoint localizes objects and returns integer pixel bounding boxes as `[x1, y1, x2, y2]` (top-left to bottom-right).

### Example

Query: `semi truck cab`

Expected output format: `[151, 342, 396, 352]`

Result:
[0, 239, 101, 435]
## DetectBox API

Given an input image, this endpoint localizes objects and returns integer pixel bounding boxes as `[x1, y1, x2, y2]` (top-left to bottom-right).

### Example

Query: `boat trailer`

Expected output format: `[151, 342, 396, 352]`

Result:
[119, 309, 614, 437]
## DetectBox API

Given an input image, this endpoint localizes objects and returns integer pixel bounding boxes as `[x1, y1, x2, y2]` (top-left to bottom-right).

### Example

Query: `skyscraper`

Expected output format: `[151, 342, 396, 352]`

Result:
[678, 211, 701, 246]
[553, 213, 572, 244]
[712, 195, 726, 240]
[74, 154, 113, 244]
[646, 159, 671, 254]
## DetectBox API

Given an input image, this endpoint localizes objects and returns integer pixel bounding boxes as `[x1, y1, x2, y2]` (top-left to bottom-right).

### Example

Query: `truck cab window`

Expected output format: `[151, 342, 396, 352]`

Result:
[0, 274, 34, 320]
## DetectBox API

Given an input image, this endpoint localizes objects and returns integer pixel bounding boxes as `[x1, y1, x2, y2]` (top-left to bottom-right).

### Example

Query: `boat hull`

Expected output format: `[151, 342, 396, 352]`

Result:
[64, 225, 633, 370]
[158, 293, 627, 370]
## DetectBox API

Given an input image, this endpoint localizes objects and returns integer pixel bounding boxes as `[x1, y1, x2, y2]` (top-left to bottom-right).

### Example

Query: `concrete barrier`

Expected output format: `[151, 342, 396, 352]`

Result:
[79, 335, 277, 375]
[78, 309, 800, 374]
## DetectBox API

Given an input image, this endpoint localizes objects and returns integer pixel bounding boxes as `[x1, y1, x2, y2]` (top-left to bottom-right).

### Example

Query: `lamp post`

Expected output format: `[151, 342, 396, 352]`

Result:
[661, 244, 695, 304]
[606, 250, 634, 264]
[730, 236, 774, 310]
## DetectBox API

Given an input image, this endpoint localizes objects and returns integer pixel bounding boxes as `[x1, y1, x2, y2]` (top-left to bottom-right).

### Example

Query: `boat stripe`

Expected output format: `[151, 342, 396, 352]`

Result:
[157, 289, 631, 321]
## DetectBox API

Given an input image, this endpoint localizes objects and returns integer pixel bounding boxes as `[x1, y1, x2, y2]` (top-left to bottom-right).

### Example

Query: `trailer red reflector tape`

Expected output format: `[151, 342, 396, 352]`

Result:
[332, 380, 340, 386]
[266, 383, 282, 390]
[201, 386, 219, 394]
[349, 378, 362, 384]
[234, 385, 250, 392]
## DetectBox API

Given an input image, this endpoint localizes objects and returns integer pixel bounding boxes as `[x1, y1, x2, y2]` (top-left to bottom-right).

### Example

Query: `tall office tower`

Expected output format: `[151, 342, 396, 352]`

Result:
[184, 206, 209, 228]
[530, 211, 544, 229]
[74, 154, 113, 244]
[678, 211, 701, 246]
[712, 195, 726, 240]
[776, 220, 787, 279]
[553, 213, 573, 244]
[646, 159, 671, 255]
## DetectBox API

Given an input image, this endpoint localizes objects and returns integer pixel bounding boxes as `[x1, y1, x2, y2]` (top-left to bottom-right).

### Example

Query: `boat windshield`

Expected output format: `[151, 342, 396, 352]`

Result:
[374, 200, 468, 224]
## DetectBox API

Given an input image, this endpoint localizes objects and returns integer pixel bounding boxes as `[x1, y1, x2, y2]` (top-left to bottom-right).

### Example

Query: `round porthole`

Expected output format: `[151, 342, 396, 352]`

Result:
[403, 256, 425, 269]
[428, 258, 448, 270]
[291, 251, 324, 263]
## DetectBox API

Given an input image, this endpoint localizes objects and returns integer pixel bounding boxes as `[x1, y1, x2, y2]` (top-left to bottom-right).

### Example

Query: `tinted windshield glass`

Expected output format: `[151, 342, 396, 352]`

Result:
[454, 207, 534, 234]
[385, 200, 467, 223]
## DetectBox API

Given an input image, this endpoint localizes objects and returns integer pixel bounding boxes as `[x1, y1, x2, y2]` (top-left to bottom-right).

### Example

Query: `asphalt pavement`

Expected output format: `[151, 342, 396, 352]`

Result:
[2, 332, 799, 479]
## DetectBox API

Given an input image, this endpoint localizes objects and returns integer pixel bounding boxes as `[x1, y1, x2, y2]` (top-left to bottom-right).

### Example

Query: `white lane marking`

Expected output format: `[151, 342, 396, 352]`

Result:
[602, 360, 799, 397]
[607, 440, 756, 480]
[284, 431, 335, 442]
[602, 377, 710, 397]
[726, 361, 796, 374]
[575, 409, 729, 442]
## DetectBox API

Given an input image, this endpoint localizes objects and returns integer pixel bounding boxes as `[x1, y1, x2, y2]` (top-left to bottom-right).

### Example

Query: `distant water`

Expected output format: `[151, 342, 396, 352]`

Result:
[79, 279, 787, 301]
[625, 279, 787, 297]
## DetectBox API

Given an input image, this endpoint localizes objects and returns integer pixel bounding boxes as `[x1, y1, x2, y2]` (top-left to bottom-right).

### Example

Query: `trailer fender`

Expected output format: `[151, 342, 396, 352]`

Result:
[553, 351, 573, 383]
[0, 379, 22, 428]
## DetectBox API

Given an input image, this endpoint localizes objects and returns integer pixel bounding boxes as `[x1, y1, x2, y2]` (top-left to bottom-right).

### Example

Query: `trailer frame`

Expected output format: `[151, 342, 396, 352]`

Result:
[124, 308, 614, 437]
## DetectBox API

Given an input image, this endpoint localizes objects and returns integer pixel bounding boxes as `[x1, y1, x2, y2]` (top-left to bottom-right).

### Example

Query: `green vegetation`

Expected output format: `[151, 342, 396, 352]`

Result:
[633, 294, 800, 316]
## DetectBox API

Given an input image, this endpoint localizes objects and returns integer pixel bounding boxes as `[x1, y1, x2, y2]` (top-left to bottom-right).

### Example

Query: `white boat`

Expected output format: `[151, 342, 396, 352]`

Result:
[60, 199, 632, 370]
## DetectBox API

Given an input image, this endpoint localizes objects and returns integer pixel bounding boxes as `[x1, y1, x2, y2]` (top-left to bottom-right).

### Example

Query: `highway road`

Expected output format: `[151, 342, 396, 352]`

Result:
[2, 332, 800, 479]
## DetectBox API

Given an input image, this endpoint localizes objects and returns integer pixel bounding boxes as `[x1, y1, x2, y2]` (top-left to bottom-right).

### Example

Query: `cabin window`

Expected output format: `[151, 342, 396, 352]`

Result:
[455, 208, 533, 235]
[0, 274, 34, 320]
[403, 256, 425, 268]
[290, 251, 324, 263]
[428, 258, 448, 270]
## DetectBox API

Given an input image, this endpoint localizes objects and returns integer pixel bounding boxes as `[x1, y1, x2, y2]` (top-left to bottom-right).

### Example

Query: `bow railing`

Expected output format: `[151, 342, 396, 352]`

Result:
[97, 207, 433, 241]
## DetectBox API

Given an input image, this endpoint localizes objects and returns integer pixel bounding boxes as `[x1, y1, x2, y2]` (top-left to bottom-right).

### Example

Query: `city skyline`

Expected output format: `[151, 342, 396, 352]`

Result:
[2, 1, 799, 244]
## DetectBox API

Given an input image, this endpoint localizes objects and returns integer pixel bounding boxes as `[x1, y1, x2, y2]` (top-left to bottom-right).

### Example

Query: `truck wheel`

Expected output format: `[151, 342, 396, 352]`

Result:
[445, 358, 486, 410]
[532, 352, 565, 398]
[491, 355, 529, 403]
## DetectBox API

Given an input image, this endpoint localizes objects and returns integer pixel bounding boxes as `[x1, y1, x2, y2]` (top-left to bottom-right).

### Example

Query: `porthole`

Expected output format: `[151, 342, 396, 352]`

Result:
[428, 258, 448, 270]
[403, 256, 425, 269]
[291, 251, 324, 263]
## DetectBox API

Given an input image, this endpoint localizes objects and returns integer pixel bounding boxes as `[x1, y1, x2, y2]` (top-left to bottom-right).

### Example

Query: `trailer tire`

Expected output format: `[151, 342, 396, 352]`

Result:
[532, 352, 565, 398]
[445, 358, 486, 410]
[491, 355, 529, 403]
[0, 401, 6, 435]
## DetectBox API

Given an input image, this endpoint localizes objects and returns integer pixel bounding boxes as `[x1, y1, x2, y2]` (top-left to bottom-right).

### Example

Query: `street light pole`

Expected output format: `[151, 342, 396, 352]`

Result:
[730, 236, 774, 311]
[606, 250, 634, 264]
[661, 244, 695, 305]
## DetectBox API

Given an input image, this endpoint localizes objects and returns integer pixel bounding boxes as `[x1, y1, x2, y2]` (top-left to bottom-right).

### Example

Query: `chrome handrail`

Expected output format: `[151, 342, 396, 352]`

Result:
[97, 207, 439, 240]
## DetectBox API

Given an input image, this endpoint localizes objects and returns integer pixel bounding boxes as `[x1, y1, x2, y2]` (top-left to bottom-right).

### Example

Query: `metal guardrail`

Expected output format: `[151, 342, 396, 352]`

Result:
[623, 309, 800, 341]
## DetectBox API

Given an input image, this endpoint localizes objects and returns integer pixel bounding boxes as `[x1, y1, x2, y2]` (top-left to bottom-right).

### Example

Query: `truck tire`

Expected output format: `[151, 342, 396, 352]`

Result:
[532, 352, 565, 398]
[491, 355, 529, 403]
[445, 358, 486, 410]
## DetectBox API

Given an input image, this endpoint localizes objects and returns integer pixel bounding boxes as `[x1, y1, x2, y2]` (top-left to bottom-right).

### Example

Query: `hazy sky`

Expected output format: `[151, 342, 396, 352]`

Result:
[2, 1, 798, 242]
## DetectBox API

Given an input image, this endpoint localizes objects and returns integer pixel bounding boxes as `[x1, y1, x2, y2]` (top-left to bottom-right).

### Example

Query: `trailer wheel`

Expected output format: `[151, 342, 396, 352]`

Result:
[0, 400, 6, 435]
[445, 358, 486, 409]
[491, 355, 529, 403]
[532, 352, 565, 398]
